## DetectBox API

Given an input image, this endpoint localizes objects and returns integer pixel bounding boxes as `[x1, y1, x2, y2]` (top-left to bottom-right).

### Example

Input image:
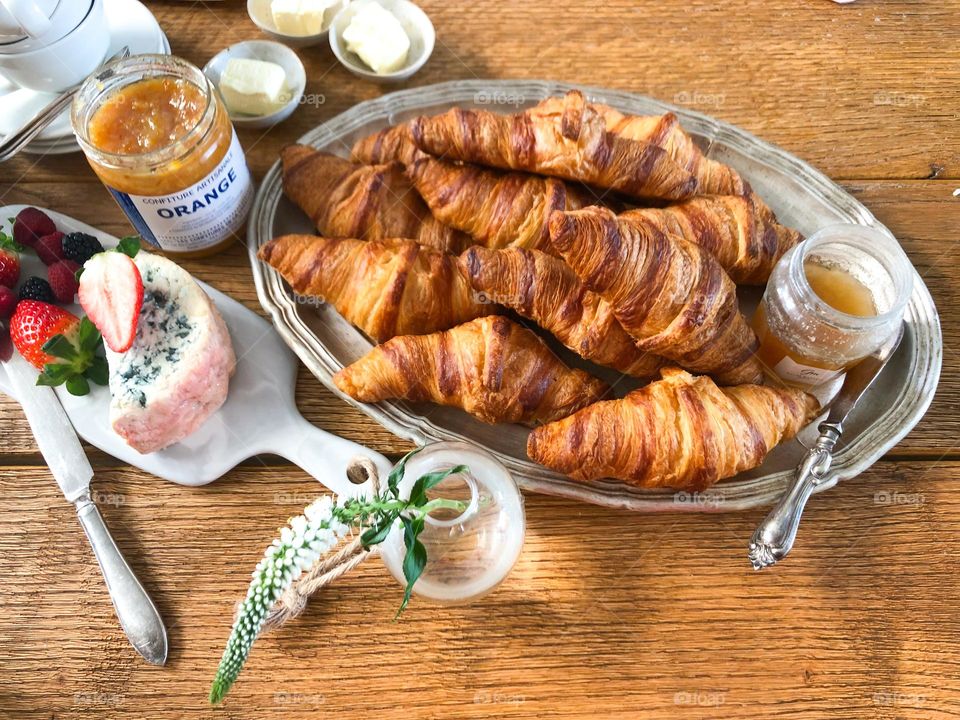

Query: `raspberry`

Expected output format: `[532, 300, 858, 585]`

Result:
[35, 231, 65, 266]
[48, 260, 81, 304]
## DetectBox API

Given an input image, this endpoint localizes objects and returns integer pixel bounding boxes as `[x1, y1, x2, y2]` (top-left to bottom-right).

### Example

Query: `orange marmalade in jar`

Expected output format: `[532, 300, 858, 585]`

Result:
[71, 55, 253, 258]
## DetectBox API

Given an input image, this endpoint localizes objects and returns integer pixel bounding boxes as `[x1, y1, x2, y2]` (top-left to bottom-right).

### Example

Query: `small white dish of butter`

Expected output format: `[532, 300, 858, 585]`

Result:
[204, 41, 307, 128]
[247, 0, 347, 48]
[330, 0, 434, 82]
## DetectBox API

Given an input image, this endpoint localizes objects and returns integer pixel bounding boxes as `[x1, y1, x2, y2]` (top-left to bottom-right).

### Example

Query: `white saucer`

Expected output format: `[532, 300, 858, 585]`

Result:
[0, 0, 170, 155]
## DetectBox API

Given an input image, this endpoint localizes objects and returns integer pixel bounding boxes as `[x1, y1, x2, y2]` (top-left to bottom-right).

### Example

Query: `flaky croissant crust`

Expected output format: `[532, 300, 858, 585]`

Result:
[527, 367, 818, 490]
[549, 206, 763, 385]
[258, 234, 491, 342]
[333, 315, 609, 425]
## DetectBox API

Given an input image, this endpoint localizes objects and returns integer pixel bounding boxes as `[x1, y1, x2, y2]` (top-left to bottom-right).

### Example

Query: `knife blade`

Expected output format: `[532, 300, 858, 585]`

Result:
[1, 330, 168, 665]
[748, 323, 905, 569]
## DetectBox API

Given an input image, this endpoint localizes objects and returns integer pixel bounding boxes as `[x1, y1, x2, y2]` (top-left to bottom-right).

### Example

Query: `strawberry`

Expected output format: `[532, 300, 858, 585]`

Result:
[78, 250, 143, 353]
[48, 259, 81, 304]
[35, 231, 65, 266]
[0, 228, 22, 288]
[0, 286, 15, 319]
[12, 207, 56, 249]
[9, 300, 108, 396]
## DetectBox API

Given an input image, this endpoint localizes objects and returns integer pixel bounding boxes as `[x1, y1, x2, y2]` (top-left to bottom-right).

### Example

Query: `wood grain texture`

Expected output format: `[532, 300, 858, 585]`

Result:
[1, 462, 958, 719]
[0, 1, 957, 718]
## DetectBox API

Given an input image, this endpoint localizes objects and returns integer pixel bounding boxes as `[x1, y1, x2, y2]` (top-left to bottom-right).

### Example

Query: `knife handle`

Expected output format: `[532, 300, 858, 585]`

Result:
[75, 494, 168, 665]
[748, 425, 840, 570]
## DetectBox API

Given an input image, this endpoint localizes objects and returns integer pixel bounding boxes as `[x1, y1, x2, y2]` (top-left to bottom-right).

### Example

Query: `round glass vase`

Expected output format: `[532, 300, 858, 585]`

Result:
[379, 442, 525, 604]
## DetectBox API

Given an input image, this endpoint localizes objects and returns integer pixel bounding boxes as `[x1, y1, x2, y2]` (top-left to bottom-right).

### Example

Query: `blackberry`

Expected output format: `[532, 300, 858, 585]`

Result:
[62, 232, 104, 265]
[18, 276, 54, 303]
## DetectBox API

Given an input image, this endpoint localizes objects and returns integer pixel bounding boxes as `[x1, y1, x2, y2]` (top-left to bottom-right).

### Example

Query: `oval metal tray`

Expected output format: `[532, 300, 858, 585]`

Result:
[248, 79, 941, 512]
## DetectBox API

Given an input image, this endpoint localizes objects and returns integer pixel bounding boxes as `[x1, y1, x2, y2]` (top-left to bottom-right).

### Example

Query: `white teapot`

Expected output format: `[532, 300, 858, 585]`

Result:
[0, 0, 109, 91]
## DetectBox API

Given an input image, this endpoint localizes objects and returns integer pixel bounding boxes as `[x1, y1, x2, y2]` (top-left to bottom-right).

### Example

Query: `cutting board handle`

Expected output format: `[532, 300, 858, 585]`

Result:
[265, 412, 394, 499]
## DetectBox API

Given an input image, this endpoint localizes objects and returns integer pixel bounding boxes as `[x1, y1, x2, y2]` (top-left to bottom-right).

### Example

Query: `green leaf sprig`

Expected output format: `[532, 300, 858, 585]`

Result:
[209, 449, 468, 705]
[37, 317, 109, 396]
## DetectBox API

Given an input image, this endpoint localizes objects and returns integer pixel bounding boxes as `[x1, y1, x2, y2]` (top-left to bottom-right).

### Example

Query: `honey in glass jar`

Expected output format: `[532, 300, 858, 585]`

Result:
[71, 55, 253, 258]
[752, 224, 913, 389]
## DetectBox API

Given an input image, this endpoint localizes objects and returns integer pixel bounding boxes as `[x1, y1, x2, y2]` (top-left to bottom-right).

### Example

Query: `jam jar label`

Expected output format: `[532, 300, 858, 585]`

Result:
[106, 130, 253, 252]
[773, 355, 842, 388]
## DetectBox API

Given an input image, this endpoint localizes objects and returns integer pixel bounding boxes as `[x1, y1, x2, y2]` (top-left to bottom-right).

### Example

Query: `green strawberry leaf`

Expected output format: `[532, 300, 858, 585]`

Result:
[116, 236, 141, 258]
[65, 375, 90, 396]
[41, 333, 78, 361]
[77, 317, 101, 351]
[86, 356, 109, 386]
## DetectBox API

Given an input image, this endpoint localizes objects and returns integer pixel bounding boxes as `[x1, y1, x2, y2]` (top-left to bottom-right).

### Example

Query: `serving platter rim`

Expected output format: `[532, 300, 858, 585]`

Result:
[247, 78, 941, 513]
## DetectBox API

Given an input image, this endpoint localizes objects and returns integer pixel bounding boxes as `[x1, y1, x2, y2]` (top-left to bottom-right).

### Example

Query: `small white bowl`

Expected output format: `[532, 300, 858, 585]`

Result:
[329, 0, 434, 83]
[203, 40, 306, 129]
[246, 0, 347, 48]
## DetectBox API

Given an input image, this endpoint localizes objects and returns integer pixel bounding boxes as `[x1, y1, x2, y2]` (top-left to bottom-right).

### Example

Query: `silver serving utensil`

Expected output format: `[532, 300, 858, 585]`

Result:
[748, 323, 905, 570]
[0, 45, 130, 162]
[1, 329, 168, 664]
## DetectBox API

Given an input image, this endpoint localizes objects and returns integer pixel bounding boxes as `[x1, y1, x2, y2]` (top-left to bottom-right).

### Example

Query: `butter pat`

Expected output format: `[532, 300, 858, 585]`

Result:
[271, 0, 338, 36]
[219, 58, 287, 116]
[342, 3, 410, 75]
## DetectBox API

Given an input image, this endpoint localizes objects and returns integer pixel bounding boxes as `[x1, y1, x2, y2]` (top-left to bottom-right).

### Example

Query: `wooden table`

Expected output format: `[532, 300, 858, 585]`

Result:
[1, 1, 957, 718]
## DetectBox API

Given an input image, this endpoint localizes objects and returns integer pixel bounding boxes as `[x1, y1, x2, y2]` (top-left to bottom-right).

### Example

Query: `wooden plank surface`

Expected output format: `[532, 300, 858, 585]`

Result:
[0, 1, 957, 718]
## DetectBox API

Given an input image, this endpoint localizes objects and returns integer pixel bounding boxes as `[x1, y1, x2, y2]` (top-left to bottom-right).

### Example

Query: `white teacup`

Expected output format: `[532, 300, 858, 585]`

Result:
[0, 0, 108, 92]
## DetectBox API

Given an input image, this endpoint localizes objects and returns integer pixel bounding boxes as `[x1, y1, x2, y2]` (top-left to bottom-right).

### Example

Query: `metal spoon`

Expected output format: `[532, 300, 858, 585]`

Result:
[748, 323, 905, 569]
[0, 46, 130, 162]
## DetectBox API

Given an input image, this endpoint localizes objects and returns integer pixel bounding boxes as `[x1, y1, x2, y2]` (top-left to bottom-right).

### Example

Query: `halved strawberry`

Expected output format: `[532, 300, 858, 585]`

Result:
[9, 300, 108, 396]
[78, 251, 143, 353]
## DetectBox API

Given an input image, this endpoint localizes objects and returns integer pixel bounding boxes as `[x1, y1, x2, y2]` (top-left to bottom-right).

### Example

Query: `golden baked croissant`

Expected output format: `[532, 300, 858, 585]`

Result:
[460, 246, 665, 378]
[620, 193, 802, 284]
[407, 155, 594, 252]
[528, 367, 818, 490]
[350, 123, 425, 166]
[410, 91, 700, 202]
[333, 315, 609, 425]
[281, 144, 468, 253]
[549, 206, 763, 385]
[533, 93, 746, 196]
[258, 234, 491, 342]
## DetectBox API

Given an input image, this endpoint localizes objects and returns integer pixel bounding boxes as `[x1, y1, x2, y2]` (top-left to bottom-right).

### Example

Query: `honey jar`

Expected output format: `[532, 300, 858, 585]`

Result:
[752, 224, 913, 389]
[71, 54, 254, 258]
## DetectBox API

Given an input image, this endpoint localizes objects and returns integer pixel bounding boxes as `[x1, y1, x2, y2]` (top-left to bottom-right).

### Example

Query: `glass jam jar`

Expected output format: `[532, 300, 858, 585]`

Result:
[753, 224, 913, 389]
[71, 54, 254, 258]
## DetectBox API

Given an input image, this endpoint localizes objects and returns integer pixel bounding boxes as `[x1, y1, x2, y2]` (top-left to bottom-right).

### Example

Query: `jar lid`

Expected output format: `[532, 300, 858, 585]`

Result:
[379, 442, 524, 604]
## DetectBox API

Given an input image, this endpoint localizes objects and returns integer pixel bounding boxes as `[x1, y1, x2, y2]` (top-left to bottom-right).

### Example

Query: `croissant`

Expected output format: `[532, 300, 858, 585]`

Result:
[281, 144, 468, 253]
[410, 91, 700, 202]
[350, 123, 425, 166]
[549, 206, 763, 385]
[460, 246, 665, 379]
[528, 367, 818, 490]
[407, 155, 594, 252]
[333, 315, 609, 425]
[533, 93, 746, 196]
[620, 193, 802, 284]
[258, 234, 491, 342]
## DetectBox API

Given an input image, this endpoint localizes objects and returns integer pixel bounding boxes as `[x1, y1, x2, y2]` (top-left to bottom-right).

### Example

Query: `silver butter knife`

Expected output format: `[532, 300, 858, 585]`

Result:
[2, 346, 168, 664]
[748, 323, 905, 570]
